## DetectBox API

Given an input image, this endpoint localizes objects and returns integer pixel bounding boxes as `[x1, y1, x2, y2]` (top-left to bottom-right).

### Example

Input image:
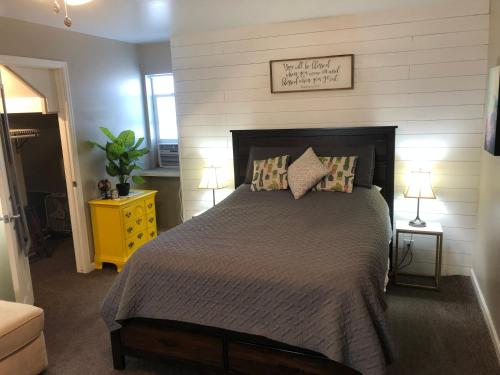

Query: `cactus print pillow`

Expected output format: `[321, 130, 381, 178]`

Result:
[315, 156, 358, 193]
[250, 155, 290, 191]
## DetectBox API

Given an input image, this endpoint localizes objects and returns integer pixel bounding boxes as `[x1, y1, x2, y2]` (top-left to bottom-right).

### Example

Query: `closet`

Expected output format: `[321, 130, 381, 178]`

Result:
[1, 65, 72, 262]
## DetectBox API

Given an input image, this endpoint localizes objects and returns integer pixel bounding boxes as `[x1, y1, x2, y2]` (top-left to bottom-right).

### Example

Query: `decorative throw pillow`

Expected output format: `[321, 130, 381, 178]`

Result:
[250, 155, 290, 191]
[287, 147, 330, 199]
[313, 144, 375, 187]
[244, 146, 307, 184]
[315, 156, 358, 193]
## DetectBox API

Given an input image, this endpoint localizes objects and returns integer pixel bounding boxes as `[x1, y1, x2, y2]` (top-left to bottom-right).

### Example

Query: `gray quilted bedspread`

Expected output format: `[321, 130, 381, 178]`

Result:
[101, 185, 395, 374]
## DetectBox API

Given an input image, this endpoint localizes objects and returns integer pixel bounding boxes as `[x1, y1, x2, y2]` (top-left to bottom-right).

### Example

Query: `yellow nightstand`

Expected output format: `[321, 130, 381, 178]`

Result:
[89, 190, 158, 272]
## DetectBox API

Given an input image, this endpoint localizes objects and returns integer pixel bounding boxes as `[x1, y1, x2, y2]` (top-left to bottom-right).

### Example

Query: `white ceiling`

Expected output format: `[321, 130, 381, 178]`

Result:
[0, 0, 451, 44]
[0, 0, 172, 44]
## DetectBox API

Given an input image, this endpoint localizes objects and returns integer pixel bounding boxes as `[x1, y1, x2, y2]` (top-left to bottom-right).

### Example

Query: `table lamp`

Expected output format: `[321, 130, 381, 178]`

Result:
[404, 170, 436, 227]
[198, 166, 226, 206]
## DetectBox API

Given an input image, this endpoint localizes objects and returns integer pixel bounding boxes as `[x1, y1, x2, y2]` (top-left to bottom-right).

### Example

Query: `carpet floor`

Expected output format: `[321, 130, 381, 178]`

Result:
[31, 238, 499, 374]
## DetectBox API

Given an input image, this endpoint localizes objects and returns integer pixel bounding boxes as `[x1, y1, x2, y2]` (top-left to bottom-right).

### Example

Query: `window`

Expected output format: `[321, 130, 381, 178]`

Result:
[146, 73, 178, 143]
[145, 73, 179, 167]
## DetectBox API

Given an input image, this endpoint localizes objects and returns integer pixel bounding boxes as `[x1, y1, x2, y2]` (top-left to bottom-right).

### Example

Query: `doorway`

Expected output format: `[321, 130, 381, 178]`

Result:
[0, 56, 91, 304]
[13, 114, 73, 257]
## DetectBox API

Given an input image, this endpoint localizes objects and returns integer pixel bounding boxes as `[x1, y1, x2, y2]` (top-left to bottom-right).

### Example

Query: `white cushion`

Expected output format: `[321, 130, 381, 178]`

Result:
[0, 300, 44, 361]
[287, 147, 330, 199]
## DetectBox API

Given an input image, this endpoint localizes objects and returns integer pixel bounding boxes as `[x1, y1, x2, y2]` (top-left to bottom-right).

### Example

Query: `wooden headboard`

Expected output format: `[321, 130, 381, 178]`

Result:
[231, 126, 397, 223]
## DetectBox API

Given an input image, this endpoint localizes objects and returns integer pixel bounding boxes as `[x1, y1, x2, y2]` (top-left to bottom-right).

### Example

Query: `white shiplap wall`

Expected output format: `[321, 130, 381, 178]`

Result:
[171, 0, 490, 276]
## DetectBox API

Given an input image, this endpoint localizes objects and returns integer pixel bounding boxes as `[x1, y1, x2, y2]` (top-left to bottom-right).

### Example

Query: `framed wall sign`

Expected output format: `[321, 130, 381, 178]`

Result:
[484, 65, 500, 156]
[269, 54, 354, 93]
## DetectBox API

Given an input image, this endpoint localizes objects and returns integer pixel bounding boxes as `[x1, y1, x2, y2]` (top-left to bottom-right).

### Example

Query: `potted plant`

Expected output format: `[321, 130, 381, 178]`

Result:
[90, 127, 149, 196]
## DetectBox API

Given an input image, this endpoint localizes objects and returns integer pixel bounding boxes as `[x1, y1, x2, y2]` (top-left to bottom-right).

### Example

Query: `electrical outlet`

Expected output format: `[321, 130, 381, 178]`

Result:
[403, 238, 414, 250]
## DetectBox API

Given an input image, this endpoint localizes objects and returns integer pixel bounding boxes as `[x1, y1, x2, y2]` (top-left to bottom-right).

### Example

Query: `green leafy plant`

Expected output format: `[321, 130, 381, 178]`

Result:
[89, 127, 149, 184]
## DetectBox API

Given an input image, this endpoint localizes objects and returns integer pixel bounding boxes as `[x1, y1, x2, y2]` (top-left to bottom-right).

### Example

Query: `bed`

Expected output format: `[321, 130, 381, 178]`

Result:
[102, 126, 397, 375]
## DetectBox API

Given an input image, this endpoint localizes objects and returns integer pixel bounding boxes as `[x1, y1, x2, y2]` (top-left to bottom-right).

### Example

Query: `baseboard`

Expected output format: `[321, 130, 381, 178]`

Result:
[80, 262, 96, 273]
[471, 269, 500, 364]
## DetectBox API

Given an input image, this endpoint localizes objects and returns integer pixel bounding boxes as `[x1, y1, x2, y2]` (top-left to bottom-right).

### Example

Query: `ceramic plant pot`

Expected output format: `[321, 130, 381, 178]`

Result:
[116, 183, 130, 197]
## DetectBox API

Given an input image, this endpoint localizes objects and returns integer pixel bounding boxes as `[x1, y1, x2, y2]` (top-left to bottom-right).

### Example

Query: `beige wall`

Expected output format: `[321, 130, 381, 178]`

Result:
[474, 0, 500, 356]
[144, 177, 182, 231]
[172, 0, 489, 275]
[0, 17, 147, 259]
[8, 66, 59, 113]
[137, 41, 172, 75]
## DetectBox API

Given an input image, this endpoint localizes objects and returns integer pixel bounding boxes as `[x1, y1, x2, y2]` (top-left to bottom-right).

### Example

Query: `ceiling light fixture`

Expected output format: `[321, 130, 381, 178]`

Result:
[52, 0, 94, 28]
[65, 0, 94, 5]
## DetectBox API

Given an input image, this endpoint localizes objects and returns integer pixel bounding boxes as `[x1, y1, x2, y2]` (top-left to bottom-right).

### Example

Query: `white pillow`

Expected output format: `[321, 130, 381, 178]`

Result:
[287, 147, 330, 199]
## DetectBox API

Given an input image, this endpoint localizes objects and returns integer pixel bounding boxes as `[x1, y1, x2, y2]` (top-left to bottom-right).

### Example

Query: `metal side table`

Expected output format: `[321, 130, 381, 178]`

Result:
[394, 220, 443, 290]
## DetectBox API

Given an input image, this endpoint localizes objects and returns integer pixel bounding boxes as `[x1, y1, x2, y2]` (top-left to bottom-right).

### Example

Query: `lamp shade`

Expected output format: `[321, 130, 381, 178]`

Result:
[198, 166, 225, 189]
[404, 170, 436, 199]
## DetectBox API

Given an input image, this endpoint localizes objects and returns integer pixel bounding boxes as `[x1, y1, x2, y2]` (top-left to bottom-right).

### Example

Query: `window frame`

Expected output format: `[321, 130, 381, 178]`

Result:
[145, 73, 179, 168]
[147, 73, 178, 145]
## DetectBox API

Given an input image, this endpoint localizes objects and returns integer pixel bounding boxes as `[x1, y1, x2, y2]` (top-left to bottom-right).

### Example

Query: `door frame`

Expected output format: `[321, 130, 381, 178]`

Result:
[0, 95, 33, 303]
[0, 55, 93, 273]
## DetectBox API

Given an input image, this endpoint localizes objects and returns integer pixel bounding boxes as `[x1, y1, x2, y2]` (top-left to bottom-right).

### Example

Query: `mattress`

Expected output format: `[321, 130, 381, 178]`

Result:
[101, 185, 395, 374]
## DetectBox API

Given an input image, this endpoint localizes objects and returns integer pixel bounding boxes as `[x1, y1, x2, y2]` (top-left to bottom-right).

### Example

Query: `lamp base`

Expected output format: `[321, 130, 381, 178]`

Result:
[409, 217, 426, 227]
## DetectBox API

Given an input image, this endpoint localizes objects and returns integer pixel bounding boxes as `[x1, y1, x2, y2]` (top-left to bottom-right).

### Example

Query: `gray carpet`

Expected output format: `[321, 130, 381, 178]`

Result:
[31, 238, 499, 374]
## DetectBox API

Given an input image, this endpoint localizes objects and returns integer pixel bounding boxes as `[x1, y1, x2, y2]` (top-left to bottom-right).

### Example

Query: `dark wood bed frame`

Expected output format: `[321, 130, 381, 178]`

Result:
[110, 126, 397, 374]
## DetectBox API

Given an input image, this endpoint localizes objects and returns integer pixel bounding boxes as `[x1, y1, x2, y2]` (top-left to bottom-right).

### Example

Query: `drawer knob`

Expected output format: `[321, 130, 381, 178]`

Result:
[137, 233, 143, 239]
[128, 241, 135, 248]
[149, 218, 154, 223]
[125, 212, 132, 218]
[127, 227, 133, 233]
[148, 203, 153, 209]
[136, 218, 142, 224]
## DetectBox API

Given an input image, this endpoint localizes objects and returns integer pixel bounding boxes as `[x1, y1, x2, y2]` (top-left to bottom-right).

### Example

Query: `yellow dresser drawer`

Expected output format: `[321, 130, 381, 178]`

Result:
[146, 213, 156, 228]
[122, 203, 146, 223]
[134, 216, 146, 228]
[126, 230, 148, 258]
[125, 236, 139, 257]
[145, 197, 155, 213]
[124, 216, 146, 238]
[89, 190, 157, 272]
[147, 227, 157, 240]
